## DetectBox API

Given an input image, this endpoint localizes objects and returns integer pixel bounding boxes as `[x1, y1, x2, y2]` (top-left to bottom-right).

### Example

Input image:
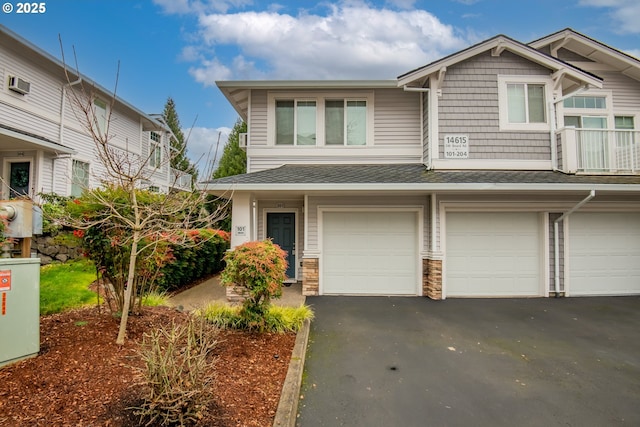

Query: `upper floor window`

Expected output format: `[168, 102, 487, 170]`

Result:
[498, 75, 552, 131]
[276, 100, 316, 145]
[71, 159, 89, 197]
[149, 132, 162, 168]
[325, 100, 367, 146]
[615, 116, 635, 130]
[507, 83, 546, 124]
[93, 98, 107, 136]
[270, 91, 373, 146]
[563, 96, 606, 109]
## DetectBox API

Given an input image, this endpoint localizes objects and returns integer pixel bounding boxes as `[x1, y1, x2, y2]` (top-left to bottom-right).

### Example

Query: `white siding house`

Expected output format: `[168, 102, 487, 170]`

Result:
[0, 25, 192, 199]
[202, 29, 640, 299]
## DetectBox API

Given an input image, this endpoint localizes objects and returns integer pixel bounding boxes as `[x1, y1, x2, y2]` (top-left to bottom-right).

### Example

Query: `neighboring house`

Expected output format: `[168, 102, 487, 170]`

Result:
[201, 28, 640, 299]
[0, 25, 192, 200]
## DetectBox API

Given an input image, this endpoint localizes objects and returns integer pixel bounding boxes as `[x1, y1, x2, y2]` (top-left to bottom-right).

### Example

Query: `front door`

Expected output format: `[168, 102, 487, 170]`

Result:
[9, 161, 31, 198]
[267, 212, 296, 279]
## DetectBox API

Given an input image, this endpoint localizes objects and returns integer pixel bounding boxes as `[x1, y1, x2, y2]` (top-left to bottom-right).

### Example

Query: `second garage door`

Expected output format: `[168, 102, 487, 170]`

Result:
[446, 212, 542, 297]
[322, 211, 418, 295]
[568, 212, 640, 296]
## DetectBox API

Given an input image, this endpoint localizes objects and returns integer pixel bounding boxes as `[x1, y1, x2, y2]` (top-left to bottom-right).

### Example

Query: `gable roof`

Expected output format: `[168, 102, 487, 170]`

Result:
[528, 28, 640, 82]
[397, 34, 603, 90]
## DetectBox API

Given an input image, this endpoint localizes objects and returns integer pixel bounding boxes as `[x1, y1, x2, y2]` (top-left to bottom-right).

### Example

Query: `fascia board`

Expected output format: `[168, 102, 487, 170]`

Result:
[530, 30, 640, 70]
[216, 80, 397, 90]
[397, 36, 603, 89]
[198, 182, 640, 193]
[0, 126, 76, 154]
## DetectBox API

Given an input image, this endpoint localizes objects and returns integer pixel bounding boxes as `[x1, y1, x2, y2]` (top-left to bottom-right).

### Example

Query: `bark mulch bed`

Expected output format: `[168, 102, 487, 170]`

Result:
[0, 306, 295, 426]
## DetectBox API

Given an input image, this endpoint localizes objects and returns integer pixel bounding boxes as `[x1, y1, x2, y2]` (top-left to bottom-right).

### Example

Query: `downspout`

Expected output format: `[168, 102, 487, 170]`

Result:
[251, 197, 258, 241]
[403, 86, 431, 168]
[553, 190, 595, 296]
[57, 77, 82, 192]
[550, 84, 590, 171]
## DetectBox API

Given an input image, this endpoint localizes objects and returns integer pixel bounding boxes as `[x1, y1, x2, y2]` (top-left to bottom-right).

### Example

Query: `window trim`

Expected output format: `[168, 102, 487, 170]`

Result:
[497, 75, 553, 131]
[93, 98, 108, 137]
[267, 91, 374, 146]
[70, 159, 90, 197]
[559, 89, 615, 129]
[149, 131, 162, 168]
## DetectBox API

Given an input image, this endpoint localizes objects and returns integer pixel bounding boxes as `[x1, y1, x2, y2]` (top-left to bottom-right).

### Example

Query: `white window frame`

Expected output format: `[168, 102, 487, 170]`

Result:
[93, 98, 108, 137]
[71, 159, 90, 197]
[149, 131, 162, 168]
[498, 75, 553, 131]
[267, 91, 374, 146]
[559, 89, 614, 129]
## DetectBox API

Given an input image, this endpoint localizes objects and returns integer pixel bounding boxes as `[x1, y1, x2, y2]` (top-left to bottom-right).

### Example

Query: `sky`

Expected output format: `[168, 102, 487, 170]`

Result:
[2, 0, 640, 175]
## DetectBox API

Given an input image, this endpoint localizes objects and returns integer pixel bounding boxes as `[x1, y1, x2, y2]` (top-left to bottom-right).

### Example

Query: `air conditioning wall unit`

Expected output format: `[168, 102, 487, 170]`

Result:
[238, 132, 248, 149]
[8, 76, 31, 95]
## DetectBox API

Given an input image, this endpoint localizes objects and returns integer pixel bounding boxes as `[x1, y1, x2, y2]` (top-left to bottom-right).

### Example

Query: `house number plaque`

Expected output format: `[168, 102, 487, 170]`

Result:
[444, 134, 469, 159]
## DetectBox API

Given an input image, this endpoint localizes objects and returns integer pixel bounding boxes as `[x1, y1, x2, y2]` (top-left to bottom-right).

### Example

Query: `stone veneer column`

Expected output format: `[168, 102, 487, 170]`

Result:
[423, 258, 443, 300]
[302, 258, 319, 296]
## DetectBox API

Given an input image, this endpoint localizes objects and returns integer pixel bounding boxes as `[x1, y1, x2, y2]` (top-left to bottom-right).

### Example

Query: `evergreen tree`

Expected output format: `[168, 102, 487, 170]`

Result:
[213, 119, 247, 179]
[162, 97, 199, 180]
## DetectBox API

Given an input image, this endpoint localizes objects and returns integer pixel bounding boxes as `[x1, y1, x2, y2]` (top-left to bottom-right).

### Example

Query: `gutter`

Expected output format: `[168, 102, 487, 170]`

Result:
[553, 190, 595, 296]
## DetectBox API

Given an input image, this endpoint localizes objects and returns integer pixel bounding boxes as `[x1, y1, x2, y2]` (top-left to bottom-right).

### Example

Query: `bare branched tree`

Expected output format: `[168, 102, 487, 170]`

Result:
[54, 39, 228, 344]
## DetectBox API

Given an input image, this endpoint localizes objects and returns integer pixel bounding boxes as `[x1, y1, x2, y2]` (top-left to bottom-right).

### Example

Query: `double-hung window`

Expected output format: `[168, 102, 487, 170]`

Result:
[498, 76, 551, 131]
[325, 100, 367, 146]
[149, 131, 162, 168]
[276, 100, 316, 145]
[71, 160, 89, 197]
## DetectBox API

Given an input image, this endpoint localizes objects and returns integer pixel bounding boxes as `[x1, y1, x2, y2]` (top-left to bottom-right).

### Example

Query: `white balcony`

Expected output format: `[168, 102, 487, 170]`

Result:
[558, 127, 639, 174]
[171, 168, 193, 191]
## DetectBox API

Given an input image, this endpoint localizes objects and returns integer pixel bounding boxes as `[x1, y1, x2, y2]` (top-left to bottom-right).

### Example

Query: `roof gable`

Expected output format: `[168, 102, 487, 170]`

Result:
[528, 28, 640, 82]
[397, 34, 603, 91]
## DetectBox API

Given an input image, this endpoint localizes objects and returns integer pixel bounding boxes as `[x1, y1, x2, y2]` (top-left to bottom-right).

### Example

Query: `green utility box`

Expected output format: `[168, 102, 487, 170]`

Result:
[0, 258, 40, 367]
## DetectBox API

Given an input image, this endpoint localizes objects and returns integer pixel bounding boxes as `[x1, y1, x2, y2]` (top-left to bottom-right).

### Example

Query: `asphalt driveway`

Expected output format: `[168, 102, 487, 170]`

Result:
[297, 296, 640, 426]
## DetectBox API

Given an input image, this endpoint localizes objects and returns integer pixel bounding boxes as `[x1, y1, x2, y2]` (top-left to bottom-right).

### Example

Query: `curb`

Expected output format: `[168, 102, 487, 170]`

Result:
[273, 318, 311, 427]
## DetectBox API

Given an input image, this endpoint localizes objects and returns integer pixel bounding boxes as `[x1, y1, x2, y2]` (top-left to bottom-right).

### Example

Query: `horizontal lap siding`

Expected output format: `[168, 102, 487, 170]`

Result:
[249, 90, 268, 147]
[374, 89, 421, 146]
[247, 89, 423, 173]
[599, 72, 640, 111]
[438, 51, 551, 160]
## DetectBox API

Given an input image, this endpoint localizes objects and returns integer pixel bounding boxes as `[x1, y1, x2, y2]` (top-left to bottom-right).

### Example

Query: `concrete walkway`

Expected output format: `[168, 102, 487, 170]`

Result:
[168, 275, 305, 311]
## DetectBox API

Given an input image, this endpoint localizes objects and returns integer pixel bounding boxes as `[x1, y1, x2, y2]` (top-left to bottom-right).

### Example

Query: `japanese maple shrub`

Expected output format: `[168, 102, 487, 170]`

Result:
[220, 239, 288, 331]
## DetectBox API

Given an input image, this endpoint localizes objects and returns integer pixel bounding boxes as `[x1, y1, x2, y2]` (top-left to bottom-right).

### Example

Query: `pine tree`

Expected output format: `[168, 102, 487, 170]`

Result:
[213, 119, 247, 179]
[162, 97, 199, 180]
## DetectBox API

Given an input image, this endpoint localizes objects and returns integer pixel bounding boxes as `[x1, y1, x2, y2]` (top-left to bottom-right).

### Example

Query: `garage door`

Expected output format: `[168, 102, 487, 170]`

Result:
[322, 211, 418, 295]
[446, 212, 541, 297]
[568, 212, 640, 296]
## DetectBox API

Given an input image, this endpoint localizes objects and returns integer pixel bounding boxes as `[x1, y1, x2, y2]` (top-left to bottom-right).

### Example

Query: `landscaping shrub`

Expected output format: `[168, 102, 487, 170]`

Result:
[196, 302, 314, 333]
[155, 229, 230, 292]
[135, 317, 218, 426]
[220, 239, 288, 332]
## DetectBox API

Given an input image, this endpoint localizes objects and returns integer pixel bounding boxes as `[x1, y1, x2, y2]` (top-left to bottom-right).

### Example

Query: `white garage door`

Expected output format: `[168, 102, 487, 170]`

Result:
[322, 211, 418, 295]
[446, 212, 542, 297]
[568, 212, 640, 296]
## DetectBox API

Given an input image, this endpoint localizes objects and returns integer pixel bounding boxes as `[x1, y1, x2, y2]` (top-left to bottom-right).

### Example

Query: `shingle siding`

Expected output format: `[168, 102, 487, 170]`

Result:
[438, 51, 552, 160]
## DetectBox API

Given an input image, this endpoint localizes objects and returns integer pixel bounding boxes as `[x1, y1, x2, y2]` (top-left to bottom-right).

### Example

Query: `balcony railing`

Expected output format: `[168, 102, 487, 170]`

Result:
[171, 168, 193, 191]
[558, 127, 639, 174]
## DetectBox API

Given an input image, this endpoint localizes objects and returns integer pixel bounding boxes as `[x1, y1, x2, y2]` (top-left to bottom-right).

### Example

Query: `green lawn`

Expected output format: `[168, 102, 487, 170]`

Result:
[40, 258, 98, 315]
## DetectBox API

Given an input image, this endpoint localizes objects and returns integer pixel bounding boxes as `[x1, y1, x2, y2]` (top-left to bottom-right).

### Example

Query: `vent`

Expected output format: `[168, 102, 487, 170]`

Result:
[8, 76, 31, 95]
[238, 132, 247, 148]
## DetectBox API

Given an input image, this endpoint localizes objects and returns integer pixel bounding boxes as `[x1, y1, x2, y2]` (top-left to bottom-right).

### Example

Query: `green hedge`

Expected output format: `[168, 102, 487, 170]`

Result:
[156, 230, 230, 292]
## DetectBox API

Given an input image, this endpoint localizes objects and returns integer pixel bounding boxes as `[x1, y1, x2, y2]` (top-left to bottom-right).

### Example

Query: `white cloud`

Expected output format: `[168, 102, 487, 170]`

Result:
[171, 2, 467, 84]
[579, 0, 640, 33]
[184, 126, 231, 176]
